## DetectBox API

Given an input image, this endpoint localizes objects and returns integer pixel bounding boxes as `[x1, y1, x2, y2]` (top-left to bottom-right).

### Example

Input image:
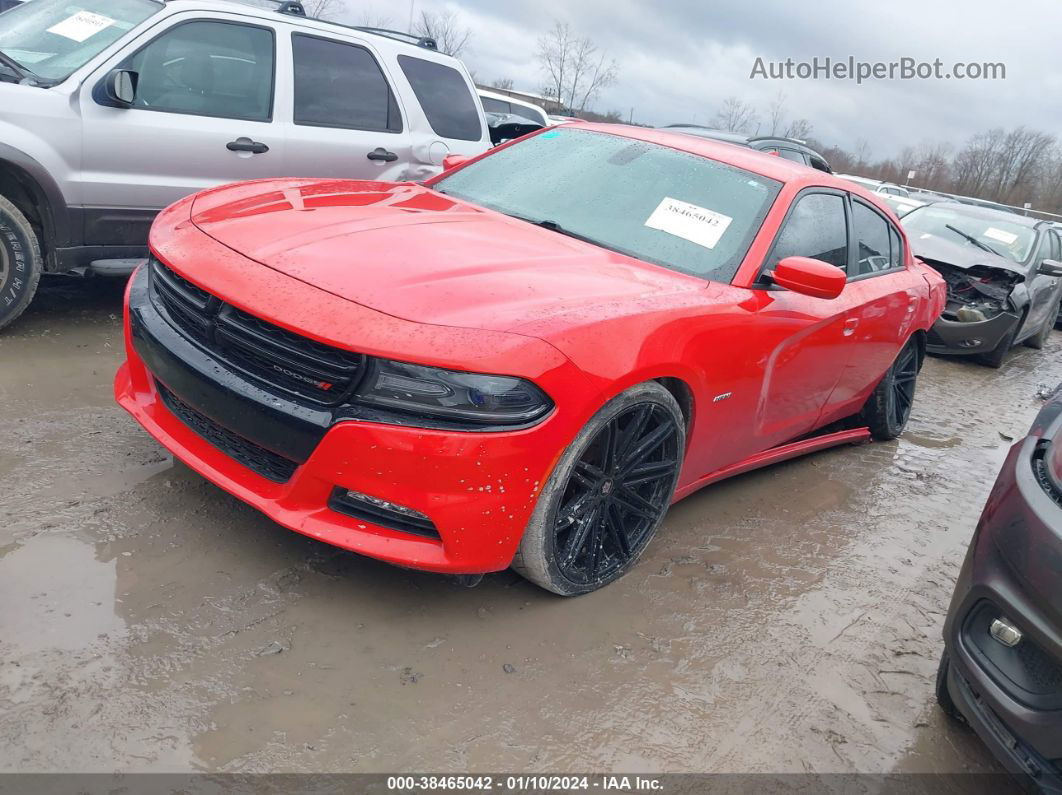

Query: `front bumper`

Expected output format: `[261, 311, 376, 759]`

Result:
[926, 310, 1020, 355]
[943, 437, 1062, 790]
[114, 265, 574, 574]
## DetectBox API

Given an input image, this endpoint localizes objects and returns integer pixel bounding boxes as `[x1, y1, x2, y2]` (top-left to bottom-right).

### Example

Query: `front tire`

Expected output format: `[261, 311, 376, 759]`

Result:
[513, 382, 685, 596]
[936, 651, 966, 723]
[0, 194, 42, 332]
[860, 339, 920, 441]
[1025, 297, 1059, 350]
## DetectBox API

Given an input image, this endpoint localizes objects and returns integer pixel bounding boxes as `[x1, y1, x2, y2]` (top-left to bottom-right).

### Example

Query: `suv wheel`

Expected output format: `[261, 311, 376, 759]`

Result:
[0, 195, 42, 331]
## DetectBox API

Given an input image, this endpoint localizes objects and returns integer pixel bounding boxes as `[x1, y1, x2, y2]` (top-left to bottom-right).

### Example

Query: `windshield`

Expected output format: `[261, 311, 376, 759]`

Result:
[901, 205, 1036, 264]
[0, 0, 161, 83]
[432, 128, 781, 282]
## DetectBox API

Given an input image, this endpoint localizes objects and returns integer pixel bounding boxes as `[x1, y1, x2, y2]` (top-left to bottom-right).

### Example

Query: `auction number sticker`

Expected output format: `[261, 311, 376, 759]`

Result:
[983, 227, 1019, 245]
[645, 196, 732, 250]
[47, 11, 115, 43]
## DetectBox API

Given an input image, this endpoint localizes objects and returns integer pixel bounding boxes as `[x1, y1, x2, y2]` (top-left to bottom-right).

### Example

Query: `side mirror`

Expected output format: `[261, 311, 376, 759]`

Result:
[442, 154, 471, 171]
[769, 256, 846, 299]
[104, 69, 138, 107]
[1039, 259, 1062, 277]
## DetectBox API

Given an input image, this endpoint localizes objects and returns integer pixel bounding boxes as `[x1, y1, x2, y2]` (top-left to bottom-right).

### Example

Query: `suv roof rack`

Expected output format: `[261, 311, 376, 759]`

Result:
[352, 26, 437, 50]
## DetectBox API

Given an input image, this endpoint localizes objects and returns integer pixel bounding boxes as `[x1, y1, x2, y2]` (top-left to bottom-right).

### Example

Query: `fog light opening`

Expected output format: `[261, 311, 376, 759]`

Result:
[328, 488, 441, 540]
[989, 617, 1023, 648]
[956, 338, 983, 348]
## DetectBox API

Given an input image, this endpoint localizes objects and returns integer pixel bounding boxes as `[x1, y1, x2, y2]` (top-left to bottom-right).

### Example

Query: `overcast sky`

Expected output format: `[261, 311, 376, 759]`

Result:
[335, 0, 1060, 159]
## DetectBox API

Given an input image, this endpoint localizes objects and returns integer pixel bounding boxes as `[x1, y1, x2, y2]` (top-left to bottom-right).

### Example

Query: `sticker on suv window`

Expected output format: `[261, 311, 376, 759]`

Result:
[645, 197, 733, 250]
[47, 11, 115, 43]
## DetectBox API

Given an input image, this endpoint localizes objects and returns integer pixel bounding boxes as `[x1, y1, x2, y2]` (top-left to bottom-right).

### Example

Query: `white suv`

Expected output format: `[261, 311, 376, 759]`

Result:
[0, 0, 490, 329]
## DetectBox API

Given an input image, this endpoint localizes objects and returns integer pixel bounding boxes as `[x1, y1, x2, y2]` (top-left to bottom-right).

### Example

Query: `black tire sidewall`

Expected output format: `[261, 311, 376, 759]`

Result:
[0, 197, 42, 330]
[515, 383, 686, 596]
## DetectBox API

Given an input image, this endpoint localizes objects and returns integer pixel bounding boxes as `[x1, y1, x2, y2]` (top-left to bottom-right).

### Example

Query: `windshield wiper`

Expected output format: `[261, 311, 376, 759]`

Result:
[0, 49, 42, 84]
[507, 214, 607, 248]
[945, 223, 1003, 258]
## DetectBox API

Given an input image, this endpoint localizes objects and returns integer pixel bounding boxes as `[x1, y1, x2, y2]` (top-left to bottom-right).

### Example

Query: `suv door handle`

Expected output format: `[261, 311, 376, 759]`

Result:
[227, 137, 269, 154]
[367, 147, 398, 162]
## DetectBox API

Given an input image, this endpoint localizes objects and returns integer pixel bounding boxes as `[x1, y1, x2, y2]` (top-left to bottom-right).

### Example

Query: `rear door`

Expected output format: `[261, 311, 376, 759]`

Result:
[825, 197, 920, 417]
[280, 29, 414, 182]
[79, 13, 284, 246]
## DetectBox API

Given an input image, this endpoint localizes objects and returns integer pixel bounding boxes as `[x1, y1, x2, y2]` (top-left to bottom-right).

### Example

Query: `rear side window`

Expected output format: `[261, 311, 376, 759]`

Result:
[851, 200, 895, 276]
[767, 193, 848, 272]
[292, 34, 401, 132]
[127, 21, 274, 122]
[777, 148, 807, 165]
[398, 55, 482, 141]
[481, 96, 510, 114]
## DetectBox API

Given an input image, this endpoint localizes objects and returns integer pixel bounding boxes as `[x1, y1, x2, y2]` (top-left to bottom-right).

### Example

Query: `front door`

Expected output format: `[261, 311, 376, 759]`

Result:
[79, 14, 285, 246]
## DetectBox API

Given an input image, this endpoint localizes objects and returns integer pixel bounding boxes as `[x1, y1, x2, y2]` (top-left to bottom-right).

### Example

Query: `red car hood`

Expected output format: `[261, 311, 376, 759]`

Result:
[188, 179, 704, 333]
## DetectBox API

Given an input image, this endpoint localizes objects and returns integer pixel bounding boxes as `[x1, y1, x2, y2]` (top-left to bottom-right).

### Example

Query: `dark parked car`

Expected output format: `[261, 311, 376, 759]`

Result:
[901, 202, 1062, 367]
[937, 386, 1062, 794]
[660, 126, 832, 173]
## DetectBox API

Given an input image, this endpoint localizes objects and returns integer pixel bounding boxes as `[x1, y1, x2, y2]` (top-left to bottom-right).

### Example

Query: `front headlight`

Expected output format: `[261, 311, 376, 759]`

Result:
[355, 359, 553, 425]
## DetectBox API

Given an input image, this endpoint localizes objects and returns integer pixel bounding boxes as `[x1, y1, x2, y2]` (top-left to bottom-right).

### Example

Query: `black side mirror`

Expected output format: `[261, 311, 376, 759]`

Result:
[1039, 259, 1062, 277]
[104, 69, 138, 107]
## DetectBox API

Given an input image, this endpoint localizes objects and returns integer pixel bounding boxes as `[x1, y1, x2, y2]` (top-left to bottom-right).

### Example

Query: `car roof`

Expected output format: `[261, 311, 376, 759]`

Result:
[660, 126, 751, 145]
[923, 201, 1042, 228]
[577, 124, 856, 190]
[165, 0, 458, 59]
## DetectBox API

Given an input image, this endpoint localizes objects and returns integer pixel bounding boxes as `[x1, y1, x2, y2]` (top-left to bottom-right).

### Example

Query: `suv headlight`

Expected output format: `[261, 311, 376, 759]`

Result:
[355, 359, 553, 425]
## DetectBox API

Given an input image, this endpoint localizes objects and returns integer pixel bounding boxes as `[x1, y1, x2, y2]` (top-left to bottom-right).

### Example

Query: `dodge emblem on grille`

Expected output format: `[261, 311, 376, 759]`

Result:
[272, 363, 333, 390]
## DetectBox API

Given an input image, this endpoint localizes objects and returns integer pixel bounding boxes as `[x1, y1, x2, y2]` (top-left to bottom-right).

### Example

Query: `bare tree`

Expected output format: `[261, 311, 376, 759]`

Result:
[537, 20, 618, 114]
[710, 96, 759, 134]
[301, 0, 338, 20]
[766, 91, 787, 136]
[852, 138, 872, 169]
[357, 10, 394, 28]
[783, 118, 813, 140]
[491, 77, 515, 91]
[414, 10, 472, 58]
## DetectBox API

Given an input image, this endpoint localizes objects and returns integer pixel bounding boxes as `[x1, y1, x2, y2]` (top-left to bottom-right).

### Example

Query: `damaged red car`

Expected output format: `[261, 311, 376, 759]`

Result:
[115, 125, 944, 595]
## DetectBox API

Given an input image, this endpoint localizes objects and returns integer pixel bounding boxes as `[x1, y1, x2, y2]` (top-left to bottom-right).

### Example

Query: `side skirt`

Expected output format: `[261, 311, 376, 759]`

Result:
[672, 427, 872, 502]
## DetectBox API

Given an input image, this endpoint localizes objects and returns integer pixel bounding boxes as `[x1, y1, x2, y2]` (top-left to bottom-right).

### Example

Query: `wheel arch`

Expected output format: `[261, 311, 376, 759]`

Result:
[654, 376, 694, 433]
[0, 146, 72, 272]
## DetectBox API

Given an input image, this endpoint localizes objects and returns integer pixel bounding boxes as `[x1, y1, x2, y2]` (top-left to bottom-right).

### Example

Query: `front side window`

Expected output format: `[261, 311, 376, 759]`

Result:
[432, 128, 782, 282]
[398, 55, 482, 141]
[776, 148, 806, 165]
[0, 0, 160, 83]
[125, 21, 274, 121]
[292, 34, 400, 132]
[767, 193, 848, 272]
[851, 200, 897, 276]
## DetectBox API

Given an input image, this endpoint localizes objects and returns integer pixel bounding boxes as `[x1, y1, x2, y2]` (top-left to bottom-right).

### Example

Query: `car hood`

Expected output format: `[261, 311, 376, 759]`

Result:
[188, 179, 705, 334]
[909, 233, 1026, 278]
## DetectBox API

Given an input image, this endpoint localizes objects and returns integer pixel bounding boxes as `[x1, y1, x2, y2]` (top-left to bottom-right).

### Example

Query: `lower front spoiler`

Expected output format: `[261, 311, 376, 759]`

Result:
[948, 664, 1062, 793]
[926, 311, 1019, 356]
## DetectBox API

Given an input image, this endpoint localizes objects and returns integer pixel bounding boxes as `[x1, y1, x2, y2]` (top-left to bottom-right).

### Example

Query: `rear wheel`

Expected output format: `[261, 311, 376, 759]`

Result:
[860, 339, 920, 441]
[1025, 297, 1060, 349]
[513, 382, 685, 596]
[0, 194, 42, 332]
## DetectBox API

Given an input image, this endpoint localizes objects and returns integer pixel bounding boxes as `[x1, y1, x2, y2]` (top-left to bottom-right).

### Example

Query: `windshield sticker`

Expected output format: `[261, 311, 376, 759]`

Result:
[645, 197, 733, 250]
[47, 11, 115, 43]
[983, 227, 1019, 245]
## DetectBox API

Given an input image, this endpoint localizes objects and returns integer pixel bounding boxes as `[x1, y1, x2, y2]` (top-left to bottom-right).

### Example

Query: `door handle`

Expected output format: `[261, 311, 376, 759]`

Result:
[843, 318, 859, 336]
[227, 137, 269, 154]
[367, 147, 398, 162]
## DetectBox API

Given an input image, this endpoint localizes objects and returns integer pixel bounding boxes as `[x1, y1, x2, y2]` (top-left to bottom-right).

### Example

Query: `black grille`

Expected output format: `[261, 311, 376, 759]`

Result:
[1033, 442, 1062, 507]
[150, 259, 366, 405]
[157, 382, 298, 483]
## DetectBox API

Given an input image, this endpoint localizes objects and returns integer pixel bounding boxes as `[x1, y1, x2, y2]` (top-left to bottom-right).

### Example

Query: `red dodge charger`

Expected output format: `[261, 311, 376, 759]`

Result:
[115, 124, 945, 594]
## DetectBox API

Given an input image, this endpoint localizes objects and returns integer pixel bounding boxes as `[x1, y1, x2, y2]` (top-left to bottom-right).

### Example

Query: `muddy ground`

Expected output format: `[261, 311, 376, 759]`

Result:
[1, 275, 1059, 788]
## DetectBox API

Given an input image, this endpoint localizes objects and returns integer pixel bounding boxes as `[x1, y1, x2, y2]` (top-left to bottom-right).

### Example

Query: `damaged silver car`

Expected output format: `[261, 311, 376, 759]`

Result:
[902, 204, 1062, 367]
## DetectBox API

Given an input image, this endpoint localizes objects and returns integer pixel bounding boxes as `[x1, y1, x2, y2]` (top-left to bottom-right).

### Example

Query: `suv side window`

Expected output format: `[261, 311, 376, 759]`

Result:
[125, 21, 274, 121]
[851, 200, 898, 277]
[776, 148, 806, 164]
[397, 55, 482, 141]
[481, 96, 511, 115]
[808, 156, 830, 173]
[292, 34, 401, 132]
[766, 192, 848, 273]
[1038, 229, 1061, 263]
